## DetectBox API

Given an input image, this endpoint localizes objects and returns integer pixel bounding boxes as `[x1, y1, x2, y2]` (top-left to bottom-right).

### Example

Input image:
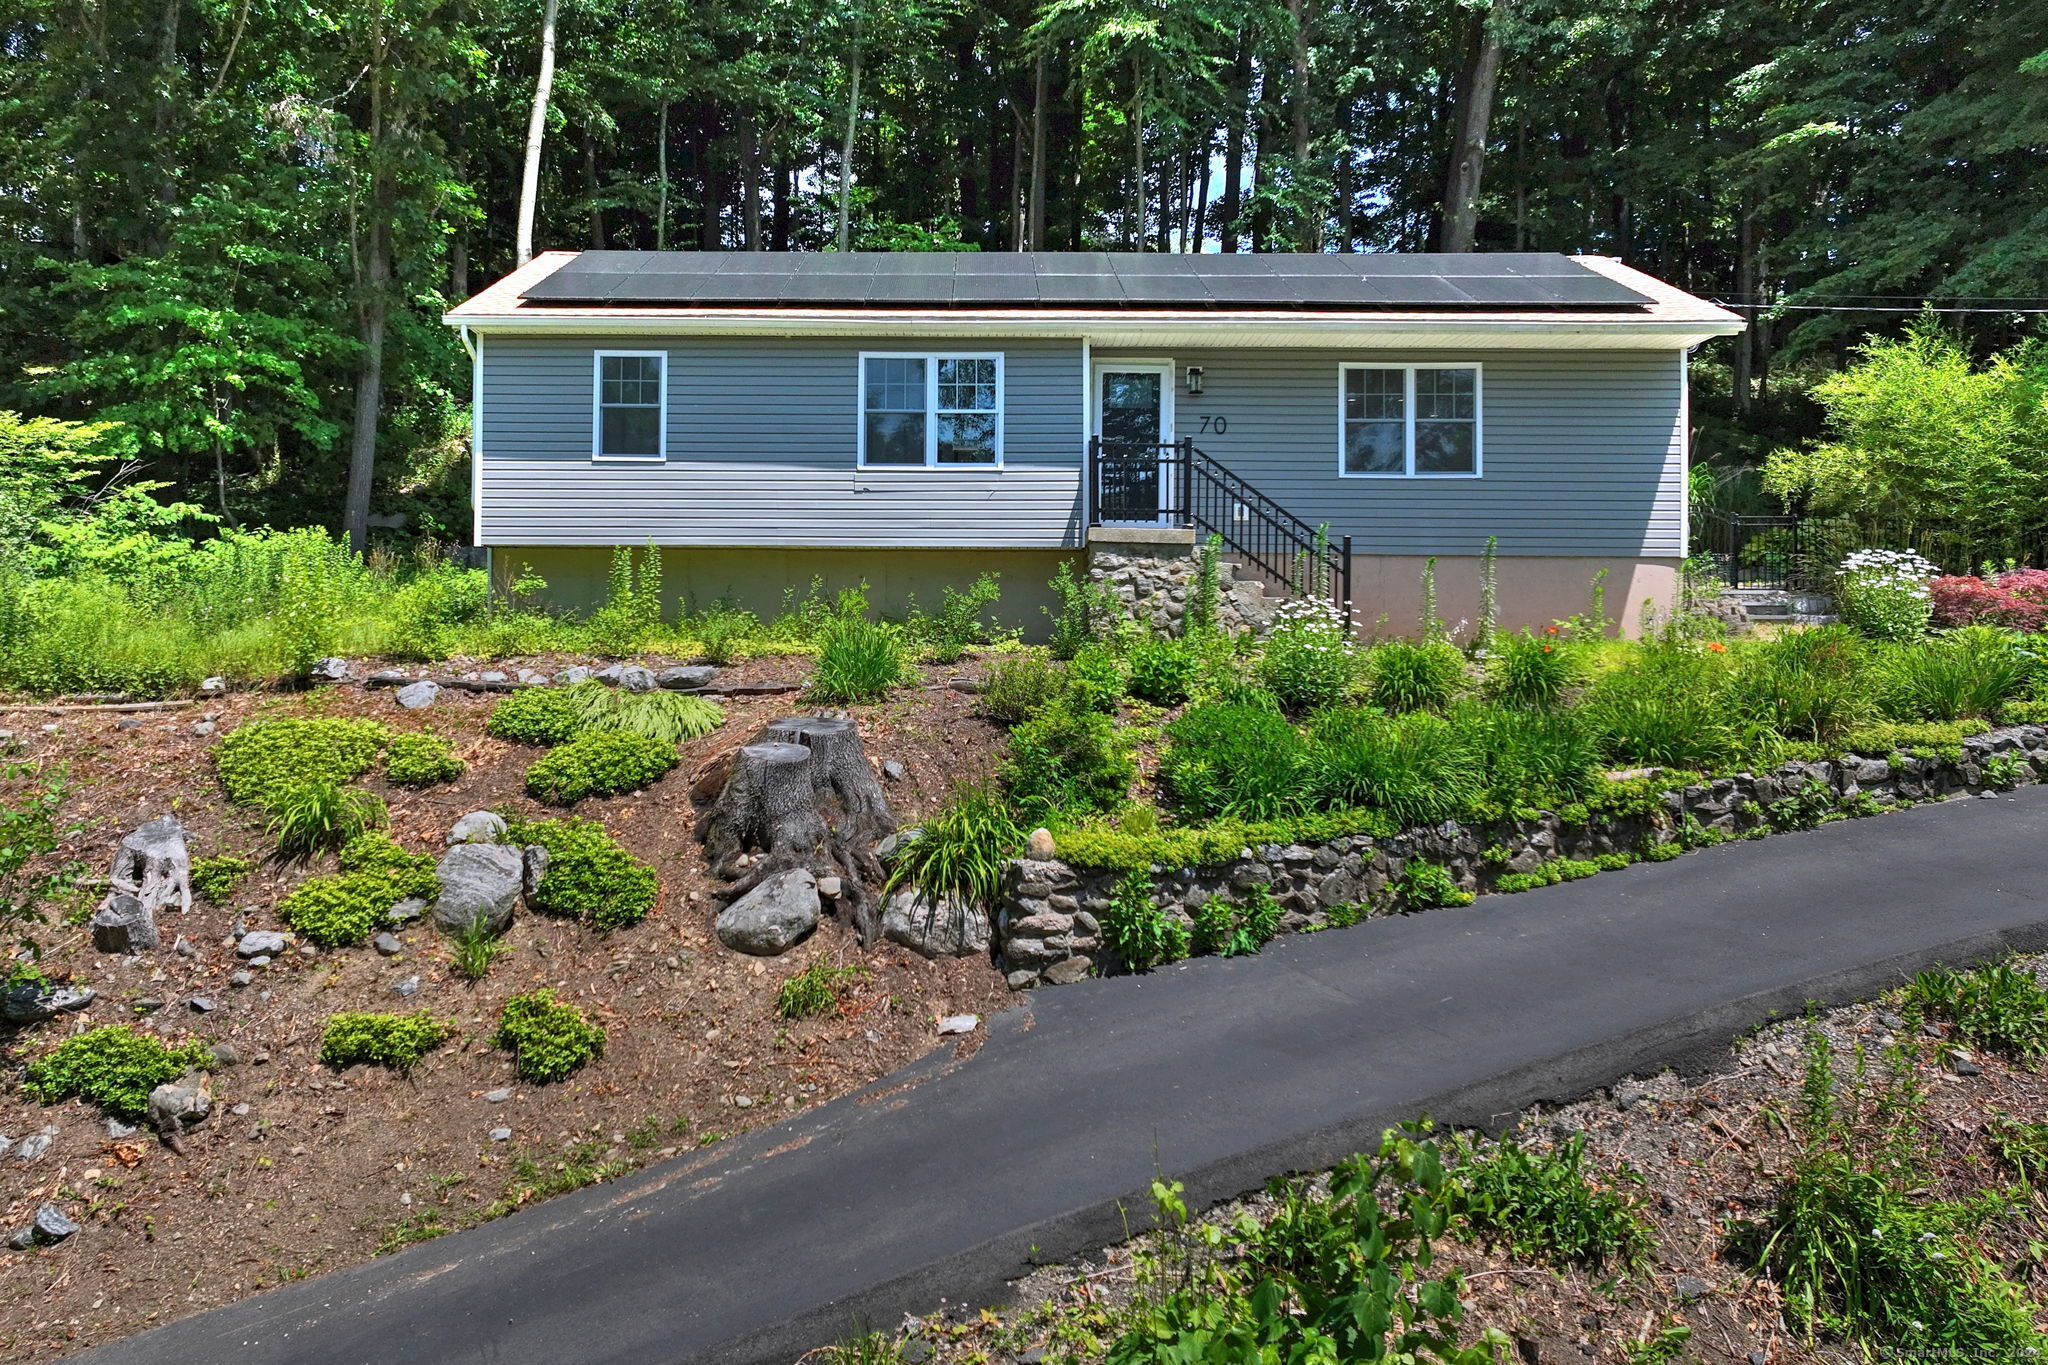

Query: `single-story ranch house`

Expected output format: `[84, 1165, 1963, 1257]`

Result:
[443, 250, 1742, 636]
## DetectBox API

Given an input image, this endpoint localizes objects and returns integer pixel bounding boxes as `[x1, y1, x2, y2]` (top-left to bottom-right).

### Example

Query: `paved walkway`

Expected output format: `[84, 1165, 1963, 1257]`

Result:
[74, 786, 2048, 1365]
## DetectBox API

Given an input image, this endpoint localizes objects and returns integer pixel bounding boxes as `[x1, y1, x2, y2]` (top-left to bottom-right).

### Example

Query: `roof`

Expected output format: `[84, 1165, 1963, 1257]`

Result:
[446, 251, 1742, 350]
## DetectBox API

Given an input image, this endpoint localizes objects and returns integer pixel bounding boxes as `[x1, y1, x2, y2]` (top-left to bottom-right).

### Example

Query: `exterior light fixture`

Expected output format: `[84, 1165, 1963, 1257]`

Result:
[1185, 365, 1205, 395]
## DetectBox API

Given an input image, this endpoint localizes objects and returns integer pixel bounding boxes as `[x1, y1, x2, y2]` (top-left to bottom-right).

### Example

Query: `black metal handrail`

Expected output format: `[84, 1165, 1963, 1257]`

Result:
[1088, 436, 1353, 625]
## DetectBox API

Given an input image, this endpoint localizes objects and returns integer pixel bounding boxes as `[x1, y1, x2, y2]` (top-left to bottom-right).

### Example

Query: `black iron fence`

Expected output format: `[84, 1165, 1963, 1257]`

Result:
[1694, 508, 2048, 592]
[1088, 436, 1353, 624]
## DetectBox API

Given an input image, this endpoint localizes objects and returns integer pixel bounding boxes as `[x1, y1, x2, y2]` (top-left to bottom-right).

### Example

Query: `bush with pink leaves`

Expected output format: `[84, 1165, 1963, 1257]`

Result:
[1929, 570, 2048, 631]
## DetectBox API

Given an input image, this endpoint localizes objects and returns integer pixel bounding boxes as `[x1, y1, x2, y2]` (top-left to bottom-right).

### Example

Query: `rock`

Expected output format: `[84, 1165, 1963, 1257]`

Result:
[388, 898, 428, 925]
[394, 680, 440, 709]
[1042, 956, 1094, 985]
[432, 843, 527, 935]
[522, 845, 550, 899]
[881, 887, 990, 958]
[231, 1103, 250, 1116]
[1953, 1054, 1982, 1077]
[373, 932, 403, 956]
[115, 717, 145, 732]
[617, 664, 657, 693]
[309, 657, 351, 681]
[1005, 969, 1038, 990]
[1026, 828, 1057, 860]
[392, 976, 420, 998]
[881, 760, 908, 782]
[367, 669, 410, 686]
[484, 1088, 512, 1103]
[173, 935, 196, 958]
[815, 875, 843, 900]
[489, 1127, 512, 1142]
[247, 955, 271, 967]
[146, 1070, 213, 1135]
[4, 1227, 31, 1251]
[209, 1042, 239, 1067]
[518, 669, 548, 685]
[875, 829, 915, 863]
[12, 1133, 52, 1163]
[106, 1119, 136, 1139]
[191, 720, 216, 737]
[199, 676, 228, 694]
[715, 870, 821, 956]
[556, 666, 592, 686]
[656, 665, 717, 690]
[593, 664, 626, 685]
[447, 810, 509, 846]
[936, 1014, 979, 1035]
[230, 971, 253, 988]
[1, 982, 95, 1026]
[479, 670, 509, 683]
[1673, 1275, 1712, 1302]
[237, 930, 288, 959]
[91, 893, 160, 953]
[188, 996, 214, 1013]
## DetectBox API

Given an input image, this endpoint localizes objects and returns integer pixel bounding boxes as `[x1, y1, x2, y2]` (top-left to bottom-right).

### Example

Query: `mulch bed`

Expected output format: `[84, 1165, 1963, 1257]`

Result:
[0, 654, 1015, 1359]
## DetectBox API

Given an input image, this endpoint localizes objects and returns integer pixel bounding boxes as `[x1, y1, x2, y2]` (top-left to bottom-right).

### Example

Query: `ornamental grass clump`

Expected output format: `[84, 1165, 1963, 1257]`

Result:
[1484, 626, 1587, 708]
[1834, 548, 1939, 642]
[1728, 625, 1875, 745]
[1580, 639, 1746, 769]
[1876, 625, 2032, 722]
[1364, 637, 1467, 713]
[24, 1026, 211, 1120]
[1158, 701, 1305, 820]
[525, 729, 677, 804]
[1301, 708, 1482, 827]
[493, 988, 604, 1083]
[882, 782, 1025, 912]
[266, 779, 386, 856]
[1456, 701, 1601, 806]
[808, 617, 911, 703]
[318, 1011, 451, 1073]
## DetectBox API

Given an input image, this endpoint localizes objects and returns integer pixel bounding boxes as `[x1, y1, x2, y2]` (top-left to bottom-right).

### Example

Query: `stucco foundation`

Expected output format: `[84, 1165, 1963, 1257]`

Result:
[1346, 554, 1681, 639]
[490, 545, 1080, 639]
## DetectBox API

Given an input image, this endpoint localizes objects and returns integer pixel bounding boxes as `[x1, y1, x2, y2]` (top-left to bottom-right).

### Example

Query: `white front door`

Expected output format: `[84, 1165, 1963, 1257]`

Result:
[1091, 361, 1175, 523]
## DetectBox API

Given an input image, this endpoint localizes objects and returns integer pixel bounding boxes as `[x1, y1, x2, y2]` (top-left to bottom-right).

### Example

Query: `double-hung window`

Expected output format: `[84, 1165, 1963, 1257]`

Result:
[1338, 364, 1481, 477]
[594, 352, 666, 461]
[859, 353, 1003, 467]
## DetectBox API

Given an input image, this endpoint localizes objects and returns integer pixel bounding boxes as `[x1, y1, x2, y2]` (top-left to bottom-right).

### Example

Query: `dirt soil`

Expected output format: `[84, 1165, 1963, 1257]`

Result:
[887, 962, 2048, 1365]
[0, 653, 1015, 1360]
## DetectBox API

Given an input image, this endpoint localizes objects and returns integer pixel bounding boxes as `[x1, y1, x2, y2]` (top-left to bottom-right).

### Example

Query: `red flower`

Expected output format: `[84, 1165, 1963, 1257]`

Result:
[1705, 641, 1727, 652]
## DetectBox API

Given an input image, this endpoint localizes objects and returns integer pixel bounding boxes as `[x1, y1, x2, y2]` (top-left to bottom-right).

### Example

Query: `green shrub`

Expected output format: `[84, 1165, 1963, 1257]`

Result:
[1494, 855, 1613, 893]
[883, 783, 1024, 911]
[1730, 626, 1876, 744]
[809, 617, 911, 703]
[1159, 702, 1305, 820]
[504, 816, 658, 929]
[1190, 884, 1285, 957]
[1125, 635, 1201, 706]
[23, 1026, 211, 1119]
[1257, 601, 1358, 713]
[1395, 859, 1473, 909]
[1835, 718, 1990, 756]
[908, 571, 1002, 663]
[775, 963, 864, 1020]
[1581, 641, 1746, 768]
[1833, 548, 1937, 642]
[383, 730, 464, 785]
[1302, 709, 1483, 827]
[487, 684, 592, 746]
[1458, 701, 1603, 806]
[525, 729, 677, 804]
[1365, 638, 1467, 713]
[216, 717, 390, 805]
[189, 854, 254, 904]
[337, 831, 439, 899]
[979, 652, 1065, 724]
[1100, 869, 1190, 971]
[1002, 703, 1135, 817]
[1455, 1133, 1651, 1270]
[1064, 641, 1128, 713]
[318, 1011, 450, 1072]
[1485, 627, 1586, 708]
[493, 988, 604, 1083]
[684, 603, 760, 664]
[267, 779, 386, 856]
[277, 871, 405, 946]
[1044, 559, 1116, 660]
[1903, 962, 2048, 1060]
[1877, 626, 2032, 722]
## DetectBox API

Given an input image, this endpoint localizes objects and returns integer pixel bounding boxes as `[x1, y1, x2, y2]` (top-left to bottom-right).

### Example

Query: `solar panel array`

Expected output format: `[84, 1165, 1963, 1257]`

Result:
[518, 251, 1652, 310]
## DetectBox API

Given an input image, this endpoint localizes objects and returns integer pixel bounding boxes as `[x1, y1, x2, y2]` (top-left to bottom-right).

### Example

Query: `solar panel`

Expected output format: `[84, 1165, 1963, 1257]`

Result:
[517, 251, 1653, 310]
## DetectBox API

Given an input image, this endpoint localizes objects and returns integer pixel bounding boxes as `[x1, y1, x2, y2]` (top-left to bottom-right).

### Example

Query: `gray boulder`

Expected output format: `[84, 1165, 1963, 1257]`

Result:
[236, 930, 288, 959]
[147, 1070, 213, 1135]
[657, 665, 717, 690]
[90, 893, 159, 953]
[1, 982, 95, 1026]
[432, 843, 526, 935]
[199, 676, 228, 694]
[11, 1133, 52, 1163]
[448, 810, 509, 845]
[714, 870, 821, 956]
[388, 897, 428, 925]
[617, 664, 657, 693]
[522, 845, 550, 899]
[556, 665, 592, 686]
[309, 657, 351, 681]
[479, 670, 509, 683]
[593, 664, 626, 685]
[394, 680, 441, 709]
[882, 887, 990, 958]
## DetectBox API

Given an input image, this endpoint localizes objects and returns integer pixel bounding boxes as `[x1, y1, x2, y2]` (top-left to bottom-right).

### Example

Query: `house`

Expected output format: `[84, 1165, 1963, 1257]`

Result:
[442, 251, 1741, 637]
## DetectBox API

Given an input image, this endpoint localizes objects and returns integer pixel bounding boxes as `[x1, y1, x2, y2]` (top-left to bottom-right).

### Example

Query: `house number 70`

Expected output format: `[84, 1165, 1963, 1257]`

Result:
[1197, 415, 1229, 435]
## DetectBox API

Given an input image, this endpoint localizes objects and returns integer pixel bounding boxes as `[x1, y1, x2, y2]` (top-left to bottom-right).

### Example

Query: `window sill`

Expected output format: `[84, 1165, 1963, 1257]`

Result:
[1338, 471, 1483, 480]
[591, 454, 666, 464]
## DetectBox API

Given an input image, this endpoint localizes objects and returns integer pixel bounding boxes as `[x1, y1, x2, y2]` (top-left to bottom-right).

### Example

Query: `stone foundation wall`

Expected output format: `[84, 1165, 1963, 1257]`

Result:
[1085, 533, 1275, 637]
[996, 724, 2048, 989]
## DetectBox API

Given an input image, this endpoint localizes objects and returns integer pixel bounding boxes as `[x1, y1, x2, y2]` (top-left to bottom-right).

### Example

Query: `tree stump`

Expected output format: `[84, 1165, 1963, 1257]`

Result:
[698, 717, 898, 945]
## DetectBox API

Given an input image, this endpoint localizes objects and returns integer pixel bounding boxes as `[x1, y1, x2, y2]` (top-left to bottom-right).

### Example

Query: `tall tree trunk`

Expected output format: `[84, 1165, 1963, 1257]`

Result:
[771, 160, 791, 250]
[1440, 9, 1504, 254]
[514, 0, 560, 266]
[655, 99, 670, 250]
[1010, 107, 1027, 249]
[1286, 0, 1312, 248]
[451, 233, 468, 297]
[1733, 196, 1755, 411]
[1191, 130, 1212, 250]
[836, 50, 862, 251]
[345, 11, 391, 557]
[1027, 51, 1048, 249]
[1128, 57, 1145, 249]
[583, 128, 604, 247]
[150, 0, 183, 242]
[740, 117, 761, 249]
[1249, 71, 1271, 253]
[1221, 49, 1248, 252]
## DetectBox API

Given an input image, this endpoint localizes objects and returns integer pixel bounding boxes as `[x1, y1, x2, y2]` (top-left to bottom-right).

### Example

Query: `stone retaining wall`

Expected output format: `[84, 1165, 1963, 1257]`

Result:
[996, 724, 2048, 989]
[1086, 532, 1274, 638]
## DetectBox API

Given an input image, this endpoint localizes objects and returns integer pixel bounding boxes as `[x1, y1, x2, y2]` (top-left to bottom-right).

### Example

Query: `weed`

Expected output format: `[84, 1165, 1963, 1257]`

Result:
[775, 962, 864, 1019]
[1396, 860, 1474, 910]
[493, 989, 605, 1083]
[1623, 1323, 1692, 1365]
[809, 617, 911, 703]
[23, 1026, 211, 1120]
[1044, 559, 1117, 660]
[1190, 885, 1284, 958]
[979, 652, 1065, 724]
[907, 571, 1002, 664]
[492, 1141, 631, 1210]
[1454, 1132, 1651, 1270]
[375, 1210, 449, 1255]
[524, 729, 677, 804]
[1902, 961, 2048, 1060]
[449, 917, 509, 981]
[266, 779, 386, 856]
[1002, 702, 1135, 818]
[189, 854, 255, 904]
[1100, 869, 1190, 971]
[1982, 750, 2030, 789]
[318, 1011, 451, 1073]
[1065, 640, 1128, 713]
[1126, 635, 1201, 706]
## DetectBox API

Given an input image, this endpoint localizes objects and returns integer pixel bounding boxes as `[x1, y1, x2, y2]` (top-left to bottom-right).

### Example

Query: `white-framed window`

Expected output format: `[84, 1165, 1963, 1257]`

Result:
[1337, 363, 1482, 478]
[858, 352, 1004, 468]
[592, 351, 667, 461]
